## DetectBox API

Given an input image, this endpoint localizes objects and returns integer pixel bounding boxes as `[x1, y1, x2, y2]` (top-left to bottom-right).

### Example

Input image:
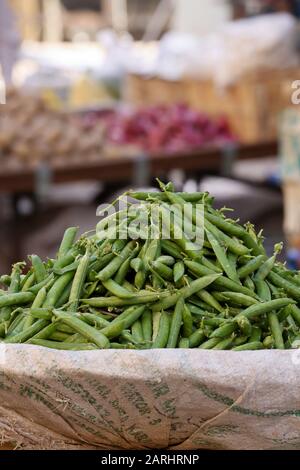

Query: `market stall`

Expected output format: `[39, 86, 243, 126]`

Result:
[1, 2, 300, 455]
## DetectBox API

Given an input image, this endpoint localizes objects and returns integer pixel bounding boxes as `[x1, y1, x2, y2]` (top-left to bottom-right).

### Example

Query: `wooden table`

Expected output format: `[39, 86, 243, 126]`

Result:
[0, 140, 278, 194]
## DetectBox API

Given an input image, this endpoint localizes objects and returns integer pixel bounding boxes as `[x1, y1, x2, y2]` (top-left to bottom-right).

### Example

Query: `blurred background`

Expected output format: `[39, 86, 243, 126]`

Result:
[1, 0, 300, 273]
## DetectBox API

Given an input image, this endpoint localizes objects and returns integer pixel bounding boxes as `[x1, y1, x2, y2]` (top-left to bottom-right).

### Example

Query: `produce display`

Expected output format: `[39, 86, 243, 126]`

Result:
[0, 88, 104, 166]
[1, 182, 300, 351]
[85, 104, 235, 153]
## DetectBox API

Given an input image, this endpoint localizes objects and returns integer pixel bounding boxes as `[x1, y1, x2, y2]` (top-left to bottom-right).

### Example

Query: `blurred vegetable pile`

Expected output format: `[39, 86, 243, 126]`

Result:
[1, 182, 300, 351]
[101, 104, 235, 153]
[0, 88, 104, 166]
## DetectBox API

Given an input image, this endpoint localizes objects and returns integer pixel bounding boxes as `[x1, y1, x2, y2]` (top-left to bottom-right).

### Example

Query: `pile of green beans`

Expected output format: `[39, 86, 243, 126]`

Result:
[1, 182, 300, 351]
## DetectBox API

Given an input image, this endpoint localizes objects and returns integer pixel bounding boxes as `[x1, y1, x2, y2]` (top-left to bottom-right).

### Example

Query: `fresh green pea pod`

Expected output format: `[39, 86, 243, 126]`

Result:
[152, 312, 170, 348]
[10, 316, 28, 336]
[64, 333, 89, 344]
[4, 319, 49, 343]
[5, 311, 24, 335]
[232, 335, 249, 347]
[156, 256, 176, 266]
[23, 287, 48, 330]
[29, 274, 55, 295]
[206, 230, 240, 283]
[161, 240, 183, 259]
[49, 331, 71, 342]
[31, 339, 97, 350]
[102, 305, 146, 332]
[188, 298, 217, 316]
[56, 323, 75, 334]
[268, 271, 300, 301]
[110, 343, 136, 349]
[167, 297, 184, 348]
[134, 270, 147, 290]
[206, 211, 245, 238]
[30, 255, 47, 283]
[268, 312, 284, 349]
[115, 244, 140, 285]
[102, 279, 135, 299]
[68, 249, 90, 312]
[160, 205, 202, 260]
[184, 260, 257, 299]
[188, 328, 206, 348]
[144, 239, 160, 270]
[151, 261, 173, 282]
[218, 291, 259, 307]
[201, 317, 225, 328]
[197, 289, 223, 312]
[254, 279, 271, 302]
[55, 282, 73, 309]
[128, 190, 209, 203]
[28, 308, 53, 320]
[58, 227, 78, 258]
[179, 338, 190, 348]
[237, 255, 266, 279]
[249, 326, 262, 343]
[141, 310, 153, 343]
[255, 243, 281, 280]
[21, 273, 35, 292]
[244, 276, 255, 291]
[130, 258, 144, 273]
[201, 256, 223, 273]
[0, 292, 35, 309]
[213, 336, 233, 350]
[236, 298, 295, 321]
[182, 304, 193, 338]
[173, 261, 185, 283]
[20, 270, 33, 290]
[27, 322, 59, 342]
[131, 320, 144, 343]
[152, 274, 221, 312]
[288, 304, 300, 327]
[87, 253, 115, 281]
[112, 239, 127, 253]
[287, 314, 298, 334]
[80, 312, 110, 329]
[0, 265, 23, 322]
[53, 250, 77, 272]
[204, 219, 249, 256]
[53, 310, 109, 348]
[232, 341, 263, 351]
[199, 337, 220, 349]
[53, 260, 80, 276]
[210, 321, 237, 339]
[97, 241, 137, 282]
[43, 271, 75, 308]
[240, 230, 265, 257]
[83, 291, 169, 308]
[152, 271, 165, 289]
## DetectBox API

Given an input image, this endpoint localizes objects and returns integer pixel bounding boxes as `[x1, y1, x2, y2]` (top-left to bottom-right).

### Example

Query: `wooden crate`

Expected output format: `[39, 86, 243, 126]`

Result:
[124, 68, 300, 143]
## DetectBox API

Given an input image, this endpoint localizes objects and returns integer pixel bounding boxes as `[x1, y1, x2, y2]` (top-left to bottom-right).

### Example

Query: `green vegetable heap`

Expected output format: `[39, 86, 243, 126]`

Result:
[1, 181, 300, 351]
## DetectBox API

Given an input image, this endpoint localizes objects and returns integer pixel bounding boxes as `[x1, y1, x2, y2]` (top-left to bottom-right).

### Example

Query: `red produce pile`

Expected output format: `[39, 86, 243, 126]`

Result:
[101, 104, 236, 153]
